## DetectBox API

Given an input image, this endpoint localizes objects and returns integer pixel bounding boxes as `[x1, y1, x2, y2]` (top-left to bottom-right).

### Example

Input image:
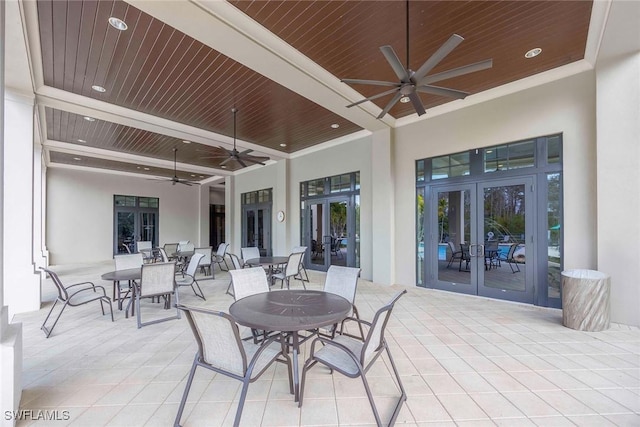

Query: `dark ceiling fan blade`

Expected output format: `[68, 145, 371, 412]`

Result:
[244, 154, 269, 162]
[177, 180, 193, 186]
[238, 149, 254, 156]
[421, 59, 493, 85]
[341, 78, 399, 87]
[377, 91, 404, 119]
[412, 34, 465, 83]
[346, 87, 400, 108]
[417, 84, 469, 99]
[237, 157, 248, 168]
[241, 157, 267, 166]
[219, 157, 233, 166]
[380, 45, 410, 81]
[408, 92, 426, 116]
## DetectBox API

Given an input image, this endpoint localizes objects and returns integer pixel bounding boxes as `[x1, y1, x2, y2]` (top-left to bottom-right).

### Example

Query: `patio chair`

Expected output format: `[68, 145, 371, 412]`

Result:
[499, 243, 522, 273]
[321, 266, 364, 340]
[177, 240, 190, 251]
[240, 247, 261, 267]
[230, 267, 270, 301]
[446, 241, 463, 268]
[163, 243, 178, 260]
[121, 242, 132, 254]
[173, 305, 292, 427]
[299, 290, 407, 426]
[226, 253, 244, 296]
[272, 251, 306, 290]
[230, 267, 272, 343]
[292, 246, 309, 282]
[136, 240, 156, 263]
[158, 247, 170, 263]
[132, 262, 180, 328]
[213, 242, 230, 271]
[175, 252, 206, 300]
[113, 253, 144, 308]
[194, 247, 213, 276]
[40, 267, 113, 338]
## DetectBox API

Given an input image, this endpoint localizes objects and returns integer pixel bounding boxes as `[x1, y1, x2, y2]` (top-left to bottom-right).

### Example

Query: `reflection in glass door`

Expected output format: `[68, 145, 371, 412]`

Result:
[428, 178, 534, 303]
[116, 211, 136, 254]
[139, 212, 157, 245]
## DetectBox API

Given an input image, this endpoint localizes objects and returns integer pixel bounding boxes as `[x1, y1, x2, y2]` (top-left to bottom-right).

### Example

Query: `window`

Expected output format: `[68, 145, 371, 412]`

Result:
[431, 152, 470, 180]
[484, 140, 535, 172]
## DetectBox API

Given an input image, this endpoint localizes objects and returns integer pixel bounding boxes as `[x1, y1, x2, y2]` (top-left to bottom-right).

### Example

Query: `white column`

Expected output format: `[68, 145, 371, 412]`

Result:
[274, 159, 288, 255]
[370, 128, 394, 285]
[1, 0, 24, 421]
[3, 90, 41, 317]
[197, 183, 209, 247]
[595, 3, 640, 326]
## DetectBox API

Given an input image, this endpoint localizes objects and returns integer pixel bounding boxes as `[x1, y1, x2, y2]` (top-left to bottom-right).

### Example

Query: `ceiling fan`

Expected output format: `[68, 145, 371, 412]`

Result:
[341, 0, 493, 119]
[200, 108, 269, 169]
[151, 148, 199, 186]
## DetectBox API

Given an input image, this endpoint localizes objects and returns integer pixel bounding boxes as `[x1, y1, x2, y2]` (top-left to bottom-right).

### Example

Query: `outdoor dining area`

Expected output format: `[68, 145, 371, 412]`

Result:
[17, 249, 639, 426]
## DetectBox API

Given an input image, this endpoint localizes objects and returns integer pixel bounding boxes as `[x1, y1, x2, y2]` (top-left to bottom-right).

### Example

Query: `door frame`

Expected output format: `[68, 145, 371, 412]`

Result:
[241, 203, 272, 256]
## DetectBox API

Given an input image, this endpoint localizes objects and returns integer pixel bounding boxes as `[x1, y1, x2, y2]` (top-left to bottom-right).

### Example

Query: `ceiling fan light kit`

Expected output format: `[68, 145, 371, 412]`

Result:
[342, 1, 492, 119]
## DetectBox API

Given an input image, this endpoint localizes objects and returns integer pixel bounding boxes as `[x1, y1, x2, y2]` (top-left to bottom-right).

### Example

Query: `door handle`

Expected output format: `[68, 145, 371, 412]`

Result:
[469, 244, 485, 257]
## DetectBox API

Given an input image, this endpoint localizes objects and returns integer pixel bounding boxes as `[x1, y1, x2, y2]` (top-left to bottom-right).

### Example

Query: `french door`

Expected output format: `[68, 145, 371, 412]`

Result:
[427, 177, 535, 303]
[303, 197, 356, 271]
[114, 209, 158, 255]
[242, 204, 271, 256]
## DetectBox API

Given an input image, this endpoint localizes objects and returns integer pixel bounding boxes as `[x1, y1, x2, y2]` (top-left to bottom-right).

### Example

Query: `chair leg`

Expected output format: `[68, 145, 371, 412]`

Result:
[384, 344, 408, 426]
[226, 280, 234, 296]
[191, 279, 206, 300]
[174, 357, 198, 427]
[41, 299, 61, 338]
[233, 377, 252, 427]
[360, 373, 385, 427]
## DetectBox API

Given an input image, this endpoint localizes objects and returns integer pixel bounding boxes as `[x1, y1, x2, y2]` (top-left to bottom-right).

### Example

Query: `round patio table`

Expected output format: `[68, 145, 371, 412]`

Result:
[229, 289, 351, 403]
[246, 256, 289, 285]
[101, 268, 141, 311]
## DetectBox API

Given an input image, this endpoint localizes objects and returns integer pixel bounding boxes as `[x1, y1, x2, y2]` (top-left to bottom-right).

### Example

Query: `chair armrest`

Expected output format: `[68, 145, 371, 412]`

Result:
[65, 281, 97, 290]
[308, 336, 362, 367]
[67, 284, 108, 298]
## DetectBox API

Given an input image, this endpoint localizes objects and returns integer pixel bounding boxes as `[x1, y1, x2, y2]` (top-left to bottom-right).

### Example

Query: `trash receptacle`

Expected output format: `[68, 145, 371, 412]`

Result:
[561, 269, 610, 331]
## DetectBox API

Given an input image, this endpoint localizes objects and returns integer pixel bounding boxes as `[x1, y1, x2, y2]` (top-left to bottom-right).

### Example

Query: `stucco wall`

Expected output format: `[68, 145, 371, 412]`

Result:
[46, 167, 203, 264]
[393, 71, 597, 288]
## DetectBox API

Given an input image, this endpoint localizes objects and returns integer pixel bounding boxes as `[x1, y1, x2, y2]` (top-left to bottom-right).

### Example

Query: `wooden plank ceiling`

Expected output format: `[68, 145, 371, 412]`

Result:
[36, 0, 592, 180]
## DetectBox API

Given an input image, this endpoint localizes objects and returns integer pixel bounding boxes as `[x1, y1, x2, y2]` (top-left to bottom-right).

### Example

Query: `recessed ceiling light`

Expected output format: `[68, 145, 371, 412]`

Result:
[73, 157, 82, 161]
[330, 123, 340, 129]
[91, 85, 106, 93]
[77, 139, 86, 143]
[221, 165, 227, 169]
[525, 47, 542, 59]
[400, 96, 411, 104]
[143, 167, 150, 171]
[191, 174, 196, 177]
[182, 140, 191, 144]
[279, 143, 287, 147]
[199, 175, 204, 178]
[83, 116, 95, 122]
[108, 17, 128, 31]
[137, 167, 141, 169]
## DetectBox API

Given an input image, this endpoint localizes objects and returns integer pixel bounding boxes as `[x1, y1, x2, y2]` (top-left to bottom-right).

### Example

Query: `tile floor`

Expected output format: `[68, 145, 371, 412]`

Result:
[13, 261, 640, 426]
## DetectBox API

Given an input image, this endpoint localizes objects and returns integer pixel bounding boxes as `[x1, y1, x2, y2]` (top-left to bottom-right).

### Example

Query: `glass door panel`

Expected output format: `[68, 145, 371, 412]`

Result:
[139, 212, 158, 247]
[430, 184, 476, 295]
[478, 178, 534, 303]
[256, 207, 270, 256]
[329, 200, 348, 267]
[308, 201, 326, 268]
[116, 211, 135, 254]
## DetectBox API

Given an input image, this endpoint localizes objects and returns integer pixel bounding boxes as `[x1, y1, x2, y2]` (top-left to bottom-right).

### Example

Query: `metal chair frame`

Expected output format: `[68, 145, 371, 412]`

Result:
[40, 267, 113, 338]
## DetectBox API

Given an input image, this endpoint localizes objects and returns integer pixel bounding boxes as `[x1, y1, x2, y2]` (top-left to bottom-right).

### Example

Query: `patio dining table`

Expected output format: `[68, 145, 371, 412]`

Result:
[229, 289, 351, 403]
[101, 268, 141, 310]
